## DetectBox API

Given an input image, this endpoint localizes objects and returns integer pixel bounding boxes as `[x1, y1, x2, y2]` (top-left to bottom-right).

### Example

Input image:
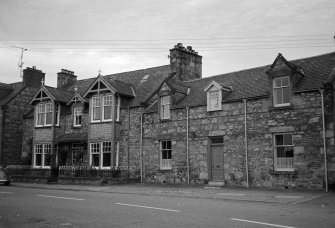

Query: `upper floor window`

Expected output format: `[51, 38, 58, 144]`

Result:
[73, 107, 82, 127]
[160, 95, 170, 119]
[273, 76, 291, 107]
[36, 103, 59, 127]
[115, 95, 120, 122]
[274, 133, 294, 171]
[91, 94, 119, 123]
[209, 90, 220, 111]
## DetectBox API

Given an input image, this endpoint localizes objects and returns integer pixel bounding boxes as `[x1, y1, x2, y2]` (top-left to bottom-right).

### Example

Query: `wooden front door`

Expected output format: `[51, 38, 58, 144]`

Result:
[209, 137, 224, 181]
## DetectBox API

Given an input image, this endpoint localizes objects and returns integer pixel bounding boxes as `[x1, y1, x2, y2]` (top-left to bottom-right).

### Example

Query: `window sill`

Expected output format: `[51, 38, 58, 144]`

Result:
[34, 126, 52, 129]
[270, 170, 297, 175]
[158, 168, 172, 172]
[159, 118, 171, 123]
[269, 104, 293, 111]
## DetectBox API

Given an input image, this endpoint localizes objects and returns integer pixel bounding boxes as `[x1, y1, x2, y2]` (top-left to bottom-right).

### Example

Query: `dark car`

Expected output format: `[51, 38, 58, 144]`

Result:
[0, 165, 11, 186]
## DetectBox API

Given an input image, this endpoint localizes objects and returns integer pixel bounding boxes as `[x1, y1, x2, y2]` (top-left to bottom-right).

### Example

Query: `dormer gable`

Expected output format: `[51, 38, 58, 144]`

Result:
[204, 80, 233, 111]
[266, 53, 305, 108]
[266, 53, 304, 88]
[67, 88, 87, 105]
[83, 75, 116, 98]
[30, 86, 54, 105]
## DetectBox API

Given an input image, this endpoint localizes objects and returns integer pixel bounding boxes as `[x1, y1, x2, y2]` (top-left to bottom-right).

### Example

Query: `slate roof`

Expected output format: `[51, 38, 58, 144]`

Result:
[44, 86, 75, 103]
[173, 52, 335, 108]
[0, 82, 25, 106]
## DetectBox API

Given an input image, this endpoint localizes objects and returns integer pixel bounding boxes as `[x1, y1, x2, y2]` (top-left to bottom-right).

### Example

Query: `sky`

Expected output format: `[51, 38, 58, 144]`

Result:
[0, 0, 334, 87]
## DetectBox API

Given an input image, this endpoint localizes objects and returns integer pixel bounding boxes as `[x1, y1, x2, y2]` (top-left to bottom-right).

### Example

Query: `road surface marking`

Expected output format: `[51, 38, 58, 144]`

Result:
[231, 218, 296, 228]
[216, 193, 246, 196]
[37, 195, 84, 201]
[274, 195, 304, 199]
[116, 203, 180, 212]
[0, 191, 13, 194]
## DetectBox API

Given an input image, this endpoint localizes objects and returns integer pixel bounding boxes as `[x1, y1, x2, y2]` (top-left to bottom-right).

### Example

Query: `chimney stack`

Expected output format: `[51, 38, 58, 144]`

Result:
[57, 69, 77, 89]
[169, 43, 202, 81]
[22, 66, 45, 88]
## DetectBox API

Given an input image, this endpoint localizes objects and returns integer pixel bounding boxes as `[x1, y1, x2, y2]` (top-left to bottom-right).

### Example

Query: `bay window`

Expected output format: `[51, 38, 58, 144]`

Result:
[90, 141, 119, 169]
[33, 144, 51, 168]
[35, 102, 59, 127]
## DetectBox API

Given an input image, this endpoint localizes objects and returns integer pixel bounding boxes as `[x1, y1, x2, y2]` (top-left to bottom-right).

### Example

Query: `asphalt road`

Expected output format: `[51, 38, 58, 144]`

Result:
[0, 185, 334, 228]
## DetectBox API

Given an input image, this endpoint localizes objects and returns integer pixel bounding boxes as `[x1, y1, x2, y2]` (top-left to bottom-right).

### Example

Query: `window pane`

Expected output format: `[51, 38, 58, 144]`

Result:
[93, 107, 101, 120]
[275, 135, 283, 146]
[283, 87, 290, 103]
[35, 154, 42, 166]
[103, 106, 112, 120]
[45, 112, 52, 125]
[166, 141, 171, 149]
[102, 153, 111, 167]
[211, 137, 223, 144]
[274, 77, 282, 87]
[92, 154, 100, 166]
[283, 134, 292, 145]
[275, 88, 284, 105]
[282, 76, 290, 87]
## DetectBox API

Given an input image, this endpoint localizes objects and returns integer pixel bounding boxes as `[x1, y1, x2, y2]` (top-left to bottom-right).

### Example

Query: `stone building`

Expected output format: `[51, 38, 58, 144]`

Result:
[23, 44, 335, 189]
[0, 67, 45, 165]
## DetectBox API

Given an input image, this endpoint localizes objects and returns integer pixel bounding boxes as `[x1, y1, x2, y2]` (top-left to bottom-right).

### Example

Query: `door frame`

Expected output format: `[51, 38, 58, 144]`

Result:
[207, 136, 224, 181]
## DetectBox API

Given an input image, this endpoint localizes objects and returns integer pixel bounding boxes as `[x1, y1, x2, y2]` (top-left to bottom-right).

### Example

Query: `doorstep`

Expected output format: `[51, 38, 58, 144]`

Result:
[207, 181, 225, 187]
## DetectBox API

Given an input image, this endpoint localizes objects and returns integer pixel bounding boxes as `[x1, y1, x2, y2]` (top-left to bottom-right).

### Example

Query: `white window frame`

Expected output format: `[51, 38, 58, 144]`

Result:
[36, 104, 45, 127]
[160, 95, 171, 119]
[102, 95, 112, 121]
[90, 142, 100, 168]
[91, 97, 102, 123]
[35, 102, 58, 127]
[55, 104, 60, 126]
[114, 142, 119, 167]
[91, 94, 117, 123]
[274, 133, 294, 171]
[90, 141, 118, 169]
[207, 87, 222, 111]
[273, 76, 291, 107]
[33, 144, 51, 168]
[73, 107, 82, 127]
[116, 95, 120, 122]
[102, 141, 112, 169]
[160, 140, 172, 170]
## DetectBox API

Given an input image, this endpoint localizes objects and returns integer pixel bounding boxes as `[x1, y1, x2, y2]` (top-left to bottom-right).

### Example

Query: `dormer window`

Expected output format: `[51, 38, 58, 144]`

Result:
[160, 95, 170, 119]
[273, 76, 291, 107]
[208, 90, 220, 111]
[73, 107, 82, 127]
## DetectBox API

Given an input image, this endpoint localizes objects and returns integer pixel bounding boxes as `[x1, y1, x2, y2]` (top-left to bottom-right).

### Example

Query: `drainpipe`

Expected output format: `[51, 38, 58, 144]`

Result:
[186, 107, 190, 185]
[243, 99, 249, 188]
[320, 89, 328, 193]
[140, 113, 143, 183]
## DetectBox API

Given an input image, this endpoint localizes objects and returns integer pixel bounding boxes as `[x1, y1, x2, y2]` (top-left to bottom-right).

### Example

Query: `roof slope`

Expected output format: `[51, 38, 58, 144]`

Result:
[0, 82, 25, 106]
[44, 86, 75, 103]
[174, 52, 335, 108]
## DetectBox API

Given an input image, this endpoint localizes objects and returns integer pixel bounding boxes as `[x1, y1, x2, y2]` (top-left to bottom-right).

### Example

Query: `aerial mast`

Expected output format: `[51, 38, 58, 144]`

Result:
[12, 46, 28, 78]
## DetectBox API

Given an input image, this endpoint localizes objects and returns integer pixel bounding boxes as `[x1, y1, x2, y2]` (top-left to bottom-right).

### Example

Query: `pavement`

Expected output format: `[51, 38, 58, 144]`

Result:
[9, 182, 335, 206]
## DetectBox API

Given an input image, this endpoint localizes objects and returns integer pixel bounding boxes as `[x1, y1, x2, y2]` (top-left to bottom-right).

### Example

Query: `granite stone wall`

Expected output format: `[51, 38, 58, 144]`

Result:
[136, 91, 334, 189]
[1, 87, 38, 165]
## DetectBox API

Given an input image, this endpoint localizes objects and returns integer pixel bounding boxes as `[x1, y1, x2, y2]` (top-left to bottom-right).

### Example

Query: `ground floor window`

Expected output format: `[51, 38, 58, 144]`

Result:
[160, 140, 172, 170]
[90, 141, 119, 169]
[34, 144, 51, 168]
[274, 133, 294, 171]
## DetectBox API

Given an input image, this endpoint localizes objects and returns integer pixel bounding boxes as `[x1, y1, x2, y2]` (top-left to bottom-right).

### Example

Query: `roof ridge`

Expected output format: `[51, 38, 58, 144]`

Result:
[104, 65, 170, 78]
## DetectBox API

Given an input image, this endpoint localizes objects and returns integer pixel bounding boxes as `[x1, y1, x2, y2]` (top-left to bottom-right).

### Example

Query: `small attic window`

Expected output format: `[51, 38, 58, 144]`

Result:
[140, 75, 150, 83]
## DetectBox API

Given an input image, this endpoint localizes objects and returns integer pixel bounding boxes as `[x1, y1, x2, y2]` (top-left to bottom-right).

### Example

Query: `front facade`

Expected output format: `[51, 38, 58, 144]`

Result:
[22, 44, 335, 189]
